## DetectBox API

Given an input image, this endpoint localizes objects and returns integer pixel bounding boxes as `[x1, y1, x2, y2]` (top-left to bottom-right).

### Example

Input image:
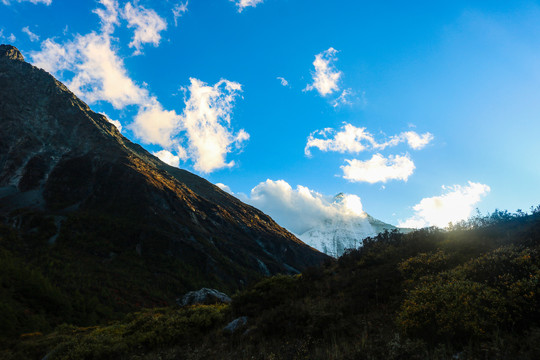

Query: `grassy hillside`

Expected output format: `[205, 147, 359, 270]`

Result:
[2, 207, 540, 359]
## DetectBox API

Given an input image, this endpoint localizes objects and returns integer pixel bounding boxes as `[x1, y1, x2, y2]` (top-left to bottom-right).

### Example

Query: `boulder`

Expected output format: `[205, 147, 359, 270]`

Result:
[177, 288, 231, 307]
[223, 316, 248, 333]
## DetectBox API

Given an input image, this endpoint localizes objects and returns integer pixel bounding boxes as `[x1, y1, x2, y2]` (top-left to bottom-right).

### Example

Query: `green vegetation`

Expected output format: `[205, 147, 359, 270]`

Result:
[0, 210, 237, 340]
[2, 207, 540, 359]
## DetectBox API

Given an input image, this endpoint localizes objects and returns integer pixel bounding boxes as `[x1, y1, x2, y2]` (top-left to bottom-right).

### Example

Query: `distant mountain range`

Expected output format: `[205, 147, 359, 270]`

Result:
[297, 193, 411, 257]
[0, 44, 327, 306]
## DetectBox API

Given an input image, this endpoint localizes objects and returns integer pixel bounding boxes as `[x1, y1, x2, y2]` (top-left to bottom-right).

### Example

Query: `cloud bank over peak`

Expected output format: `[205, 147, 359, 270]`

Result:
[399, 181, 491, 229]
[225, 179, 368, 235]
[305, 47, 342, 97]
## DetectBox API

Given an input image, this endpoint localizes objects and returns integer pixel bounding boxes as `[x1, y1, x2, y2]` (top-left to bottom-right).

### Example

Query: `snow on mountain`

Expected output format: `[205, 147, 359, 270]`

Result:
[297, 193, 399, 257]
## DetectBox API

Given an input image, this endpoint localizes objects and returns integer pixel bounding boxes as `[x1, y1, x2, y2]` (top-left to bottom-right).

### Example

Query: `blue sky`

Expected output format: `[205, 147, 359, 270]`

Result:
[2, 0, 540, 230]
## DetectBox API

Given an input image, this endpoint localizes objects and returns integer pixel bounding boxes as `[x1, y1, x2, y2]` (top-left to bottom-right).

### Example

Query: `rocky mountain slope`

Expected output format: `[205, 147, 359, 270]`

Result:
[0, 44, 327, 301]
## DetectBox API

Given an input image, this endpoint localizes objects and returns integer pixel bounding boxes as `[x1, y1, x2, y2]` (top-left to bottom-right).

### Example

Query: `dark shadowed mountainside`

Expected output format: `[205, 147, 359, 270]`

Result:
[0, 44, 328, 329]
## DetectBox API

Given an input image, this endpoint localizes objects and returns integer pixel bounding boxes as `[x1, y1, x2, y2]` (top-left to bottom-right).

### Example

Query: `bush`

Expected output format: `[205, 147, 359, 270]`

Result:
[231, 275, 301, 317]
[398, 277, 507, 343]
[52, 305, 228, 360]
[399, 250, 453, 283]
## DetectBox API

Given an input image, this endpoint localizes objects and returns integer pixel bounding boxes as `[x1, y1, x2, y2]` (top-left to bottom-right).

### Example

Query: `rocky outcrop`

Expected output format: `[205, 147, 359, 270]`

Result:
[0, 45, 25, 62]
[177, 288, 232, 306]
[223, 316, 248, 333]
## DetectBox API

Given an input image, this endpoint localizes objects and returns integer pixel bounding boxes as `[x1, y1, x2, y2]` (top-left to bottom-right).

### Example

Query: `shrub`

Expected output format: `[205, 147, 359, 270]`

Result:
[399, 250, 453, 283]
[52, 305, 228, 360]
[398, 277, 507, 343]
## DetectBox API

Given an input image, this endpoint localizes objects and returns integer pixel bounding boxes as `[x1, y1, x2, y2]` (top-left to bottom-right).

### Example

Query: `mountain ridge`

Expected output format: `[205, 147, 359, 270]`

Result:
[0, 44, 328, 306]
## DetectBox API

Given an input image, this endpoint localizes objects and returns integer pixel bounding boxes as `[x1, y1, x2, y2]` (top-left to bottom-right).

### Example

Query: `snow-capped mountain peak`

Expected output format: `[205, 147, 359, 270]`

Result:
[297, 193, 399, 257]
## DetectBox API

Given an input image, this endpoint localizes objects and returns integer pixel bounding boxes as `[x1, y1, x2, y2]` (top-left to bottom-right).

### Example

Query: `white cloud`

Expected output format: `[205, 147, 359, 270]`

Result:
[30, 38, 68, 74]
[215, 183, 233, 194]
[92, 0, 169, 54]
[100, 112, 122, 132]
[398, 182, 491, 228]
[30, 0, 171, 109]
[232, 0, 264, 12]
[179, 78, 249, 173]
[108, 119, 122, 132]
[332, 88, 352, 107]
[153, 149, 181, 167]
[29, 0, 245, 175]
[401, 131, 434, 150]
[305, 123, 433, 156]
[306, 124, 379, 156]
[305, 47, 342, 96]
[172, 2, 188, 27]
[8, 33, 16, 42]
[131, 97, 180, 147]
[235, 179, 367, 234]
[22, 26, 39, 42]
[123, 2, 167, 55]
[341, 154, 415, 184]
[93, 0, 119, 35]
[130, 78, 248, 173]
[32, 33, 149, 109]
[277, 76, 289, 87]
[176, 146, 188, 161]
[1, 0, 51, 5]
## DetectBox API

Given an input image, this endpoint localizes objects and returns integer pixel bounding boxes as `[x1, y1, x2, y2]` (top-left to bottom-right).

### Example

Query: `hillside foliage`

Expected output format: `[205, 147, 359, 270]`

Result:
[2, 207, 540, 359]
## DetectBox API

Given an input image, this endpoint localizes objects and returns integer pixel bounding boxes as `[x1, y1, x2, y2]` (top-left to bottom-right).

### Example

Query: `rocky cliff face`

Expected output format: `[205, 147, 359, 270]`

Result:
[0, 45, 327, 292]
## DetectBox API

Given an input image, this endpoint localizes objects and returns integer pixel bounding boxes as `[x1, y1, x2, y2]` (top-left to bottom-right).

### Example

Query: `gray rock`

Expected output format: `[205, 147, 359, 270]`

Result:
[177, 288, 231, 307]
[223, 316, 248, 333]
